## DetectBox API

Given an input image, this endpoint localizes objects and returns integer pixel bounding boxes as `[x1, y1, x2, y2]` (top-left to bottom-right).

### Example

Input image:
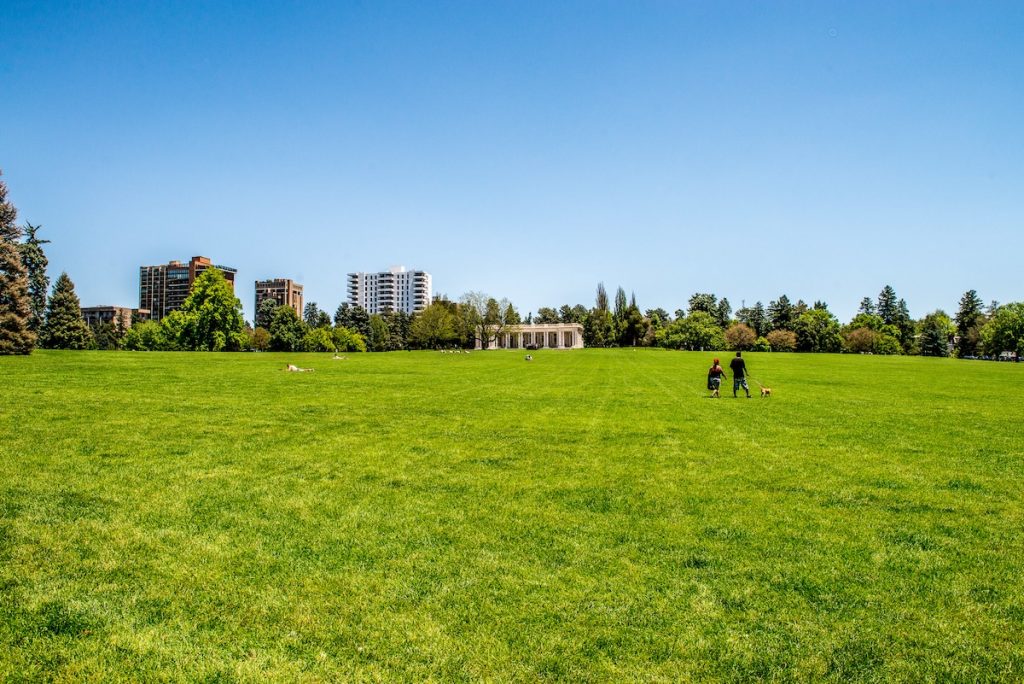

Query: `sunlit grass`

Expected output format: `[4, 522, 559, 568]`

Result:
[2, 349, 1023, 681]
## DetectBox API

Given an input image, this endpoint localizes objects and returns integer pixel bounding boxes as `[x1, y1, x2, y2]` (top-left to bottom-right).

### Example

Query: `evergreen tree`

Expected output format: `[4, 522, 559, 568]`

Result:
[919, 311, 953, 357]
[39, 272, 93, 349]
[535, 307, 560, 324]
[0, 173, 35, 354]
[895, 298, 915, 353]
[767, 295, 794, 331]
[91, 319, 125, 350]
[255, 297, 279, 330]
[335, 302, 371, 338]
[858, 297, 876, 316]
[714, 297, 732, 328]
[752, 301, 767, 336]
[877, 285, 898, 325]
[303, 301, 321, 328]
[688, 292, 717, 315]
[19, 222, 49, 333]
[621, 296, 645, 347]
[383, 309, 412, 350]
[955, 289, 985, 358]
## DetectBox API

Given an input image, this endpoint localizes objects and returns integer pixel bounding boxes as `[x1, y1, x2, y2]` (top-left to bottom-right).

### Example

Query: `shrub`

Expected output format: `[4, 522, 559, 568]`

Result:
[122, 320, 167, 351]
[766, 329, 796, 352]
[752, 336, 771, 352]
[844, 327, 877, 353]
[301, 327, 336, 353]
[725, 323, 756, 351]
[333, 326, 367, 352]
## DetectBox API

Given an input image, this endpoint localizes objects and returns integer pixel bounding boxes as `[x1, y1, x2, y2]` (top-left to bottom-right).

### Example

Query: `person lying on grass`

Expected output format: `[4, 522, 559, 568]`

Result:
[285, 364, 314, 372]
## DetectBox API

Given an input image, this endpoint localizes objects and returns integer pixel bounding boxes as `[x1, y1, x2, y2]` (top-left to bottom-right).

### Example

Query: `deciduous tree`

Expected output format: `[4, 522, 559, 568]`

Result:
[269, 304, 305, 352]
[301, 326, 336, 352]
[725, 323, 756, 351]
[765, 329, 797, 352]
[793, 308, 842, 353]
[332, 325, 366, 352]
[657, 311, 725, 351]
[168, 268, 246, 351]
[368, 314, 390, 351]
[980, 303, 1024, 357]
[410, 301, 457, 349]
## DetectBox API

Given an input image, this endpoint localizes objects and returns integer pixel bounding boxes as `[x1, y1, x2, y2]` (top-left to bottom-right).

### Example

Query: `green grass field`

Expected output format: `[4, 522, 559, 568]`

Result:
[2, 349, 1023, 681]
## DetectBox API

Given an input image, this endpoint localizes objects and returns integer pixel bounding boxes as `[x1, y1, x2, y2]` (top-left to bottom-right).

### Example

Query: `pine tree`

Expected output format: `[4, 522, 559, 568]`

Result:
[687, 293, 718, 315]
[19, 222, 50, 333]
[39, 272, 93, 349]
[877, 285, 898, 325]
[858, 297, 876, 316]
[749, 302, 767, 337]
[0, 173, 35, 354]
[767, 295, 794, 331]
[895, 298, 915, 353]
[303, 301, 321, 328]
[955, 289, 985, 358]
[714, 297, 732, 328]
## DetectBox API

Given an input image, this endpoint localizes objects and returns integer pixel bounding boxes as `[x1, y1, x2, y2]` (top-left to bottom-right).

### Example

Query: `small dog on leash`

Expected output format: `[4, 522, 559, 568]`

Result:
[760, 386, 772, 398]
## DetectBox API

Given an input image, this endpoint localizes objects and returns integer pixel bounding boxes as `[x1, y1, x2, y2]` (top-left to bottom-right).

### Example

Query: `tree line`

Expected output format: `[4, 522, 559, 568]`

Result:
[530, 282, 1020, 359]
[2, 171, 1022, 357]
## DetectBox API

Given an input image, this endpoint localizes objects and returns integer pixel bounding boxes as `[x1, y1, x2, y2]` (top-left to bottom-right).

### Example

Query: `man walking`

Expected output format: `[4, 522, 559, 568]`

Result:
[730, 351, 751, 398]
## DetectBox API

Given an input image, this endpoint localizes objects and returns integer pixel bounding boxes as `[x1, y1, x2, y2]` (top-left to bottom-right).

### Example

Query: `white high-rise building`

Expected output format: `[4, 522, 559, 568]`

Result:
[346, 266, 432, 315]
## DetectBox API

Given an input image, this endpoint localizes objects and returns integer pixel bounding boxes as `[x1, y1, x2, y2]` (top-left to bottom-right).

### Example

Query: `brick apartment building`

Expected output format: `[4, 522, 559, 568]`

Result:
[254, 278, 304, 318]
[81, 306, 149, 330]
[139, 256, 237, 320]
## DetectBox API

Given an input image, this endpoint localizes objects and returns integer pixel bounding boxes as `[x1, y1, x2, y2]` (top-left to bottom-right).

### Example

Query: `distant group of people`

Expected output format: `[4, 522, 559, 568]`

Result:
[707, 352, 751, 398]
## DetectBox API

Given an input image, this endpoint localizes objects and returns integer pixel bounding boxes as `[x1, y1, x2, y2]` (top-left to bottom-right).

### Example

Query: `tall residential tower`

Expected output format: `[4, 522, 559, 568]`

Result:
[346, 266, 431, 315]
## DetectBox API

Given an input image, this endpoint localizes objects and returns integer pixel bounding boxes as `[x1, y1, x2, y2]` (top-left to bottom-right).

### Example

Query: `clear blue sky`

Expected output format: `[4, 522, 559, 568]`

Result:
[2, 1, 1021, 322]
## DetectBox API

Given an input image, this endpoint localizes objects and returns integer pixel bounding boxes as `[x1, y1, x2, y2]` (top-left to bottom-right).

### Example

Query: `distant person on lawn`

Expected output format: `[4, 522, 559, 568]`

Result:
[730, 351, 751, 398]
[707, 357, 727, 398]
